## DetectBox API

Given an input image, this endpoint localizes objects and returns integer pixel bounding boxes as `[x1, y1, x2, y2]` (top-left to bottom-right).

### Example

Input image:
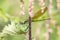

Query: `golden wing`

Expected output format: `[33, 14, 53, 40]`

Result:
[32, 7, 47, 19]
[23, 7, 48, 24]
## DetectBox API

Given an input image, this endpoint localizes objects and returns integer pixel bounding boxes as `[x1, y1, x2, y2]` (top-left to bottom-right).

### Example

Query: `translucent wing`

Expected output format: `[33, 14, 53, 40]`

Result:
[32, 7, 47, 19]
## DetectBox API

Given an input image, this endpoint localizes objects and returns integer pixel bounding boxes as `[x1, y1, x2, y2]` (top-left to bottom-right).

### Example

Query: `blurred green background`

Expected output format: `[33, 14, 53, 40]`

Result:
[0, 0, 60, 40]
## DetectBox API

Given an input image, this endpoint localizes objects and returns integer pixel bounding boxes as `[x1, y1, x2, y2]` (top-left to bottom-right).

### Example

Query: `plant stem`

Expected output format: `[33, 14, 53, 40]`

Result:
[28, 16, 32, 40]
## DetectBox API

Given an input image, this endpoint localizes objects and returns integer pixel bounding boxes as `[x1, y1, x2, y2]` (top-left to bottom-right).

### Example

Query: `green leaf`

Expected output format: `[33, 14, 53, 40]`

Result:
[0, 8, 8, 22]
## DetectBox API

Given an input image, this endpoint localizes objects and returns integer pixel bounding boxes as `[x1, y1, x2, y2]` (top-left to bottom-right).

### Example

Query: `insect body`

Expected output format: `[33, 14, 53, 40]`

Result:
[23, 7, 48, 24]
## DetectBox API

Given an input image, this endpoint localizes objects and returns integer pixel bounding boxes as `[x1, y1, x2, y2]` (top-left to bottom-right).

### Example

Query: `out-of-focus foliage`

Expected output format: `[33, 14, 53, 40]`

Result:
[0, 0, 60, 40]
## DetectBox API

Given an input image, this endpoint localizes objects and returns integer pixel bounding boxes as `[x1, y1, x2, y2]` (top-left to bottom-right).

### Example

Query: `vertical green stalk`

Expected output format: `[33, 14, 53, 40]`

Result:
[45, 0, 49, 7]
[52, 0, 57, 10]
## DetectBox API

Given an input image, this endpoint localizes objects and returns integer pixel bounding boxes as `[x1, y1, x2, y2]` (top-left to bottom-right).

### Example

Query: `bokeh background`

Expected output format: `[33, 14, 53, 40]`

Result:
[0, 0, 60, 40]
